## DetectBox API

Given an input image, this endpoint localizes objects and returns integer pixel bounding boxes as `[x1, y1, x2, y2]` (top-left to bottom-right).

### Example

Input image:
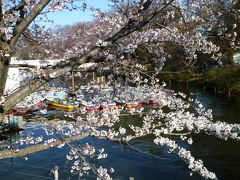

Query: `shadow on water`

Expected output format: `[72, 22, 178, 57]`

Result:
[0, 82, 239, 179]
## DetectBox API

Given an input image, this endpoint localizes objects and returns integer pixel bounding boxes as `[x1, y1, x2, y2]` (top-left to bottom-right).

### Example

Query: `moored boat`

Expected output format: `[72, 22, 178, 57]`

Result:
[149, 100, 160, 106]
[47, 99, 79, 111]
[125, 102, 142, 111]
[7, 100, 48, 115]
[7, 107, 30, 115]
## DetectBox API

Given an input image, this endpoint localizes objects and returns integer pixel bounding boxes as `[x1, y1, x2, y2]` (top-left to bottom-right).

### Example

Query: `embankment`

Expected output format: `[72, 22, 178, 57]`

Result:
[159, 65, 240, 96]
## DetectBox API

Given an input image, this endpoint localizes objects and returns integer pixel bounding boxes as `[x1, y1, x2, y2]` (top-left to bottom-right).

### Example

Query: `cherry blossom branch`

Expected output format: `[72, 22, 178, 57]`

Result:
[154, 136, 217, 179]
[3, 0, 175, 114]
[5, 1, 27, 15]
[106, 0, 174, 43]
[10, 0, 51, 49]
[115, 61, 153, 79]
[170, 4, 187, 28]
[43, 119, 110, 178]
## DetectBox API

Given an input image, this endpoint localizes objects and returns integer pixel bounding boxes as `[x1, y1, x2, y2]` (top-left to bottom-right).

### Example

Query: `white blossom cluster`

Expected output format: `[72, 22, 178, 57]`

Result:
[65, 144, 113, 178]
[153, 136, 217, 179]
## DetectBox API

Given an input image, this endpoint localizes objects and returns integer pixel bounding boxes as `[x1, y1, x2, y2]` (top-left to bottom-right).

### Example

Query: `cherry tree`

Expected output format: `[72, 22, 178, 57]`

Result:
[0, 0, 240, 179]
[0, 0, 82, 109]
[0, 0, 175, 119]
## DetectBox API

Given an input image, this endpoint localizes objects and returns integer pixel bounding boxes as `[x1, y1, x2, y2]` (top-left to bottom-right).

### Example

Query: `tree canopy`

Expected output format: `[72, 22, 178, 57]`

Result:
[0, 0, 239, 179]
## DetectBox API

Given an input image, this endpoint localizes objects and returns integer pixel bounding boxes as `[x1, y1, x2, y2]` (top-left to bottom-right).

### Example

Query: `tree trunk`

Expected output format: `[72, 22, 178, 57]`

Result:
[0, 56, 10, 96]
[0, 54, 10, 123]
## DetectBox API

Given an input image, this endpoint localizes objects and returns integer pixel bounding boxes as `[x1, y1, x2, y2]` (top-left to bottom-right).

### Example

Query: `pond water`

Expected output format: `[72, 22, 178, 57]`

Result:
[0, 83, 239, 180]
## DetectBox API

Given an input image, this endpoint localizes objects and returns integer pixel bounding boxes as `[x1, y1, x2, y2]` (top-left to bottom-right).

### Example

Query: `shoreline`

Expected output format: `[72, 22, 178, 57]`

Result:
[159, 65, 240, 97]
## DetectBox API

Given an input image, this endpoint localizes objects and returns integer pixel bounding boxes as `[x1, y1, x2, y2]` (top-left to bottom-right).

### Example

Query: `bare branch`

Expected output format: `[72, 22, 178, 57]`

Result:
[0, 0, 3, 23]
[123, 140, 172, 161]
[0, 132, 90, 159]
[22, 31, 41, 43]
[10, 64, 37, 68]
[138, 0, 153, 13]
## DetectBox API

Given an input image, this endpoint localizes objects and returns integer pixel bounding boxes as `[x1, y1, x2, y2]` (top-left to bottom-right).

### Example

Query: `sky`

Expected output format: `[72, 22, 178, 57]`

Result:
[42, 0, 112, 28]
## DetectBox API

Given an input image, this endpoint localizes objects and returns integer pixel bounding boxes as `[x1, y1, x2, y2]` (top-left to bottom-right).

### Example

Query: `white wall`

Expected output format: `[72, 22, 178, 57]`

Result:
[4, 58, 64, 95]
[10, 57, 64, 67]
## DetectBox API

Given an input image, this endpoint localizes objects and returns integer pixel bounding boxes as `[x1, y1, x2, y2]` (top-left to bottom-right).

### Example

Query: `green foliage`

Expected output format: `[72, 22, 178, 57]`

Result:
[201, 65, 240, 92]
[160, 65, 240, 96]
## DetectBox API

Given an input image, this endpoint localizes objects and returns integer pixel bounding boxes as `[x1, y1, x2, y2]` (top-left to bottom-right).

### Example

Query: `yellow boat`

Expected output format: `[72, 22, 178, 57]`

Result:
[47, 100, 80, 111]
